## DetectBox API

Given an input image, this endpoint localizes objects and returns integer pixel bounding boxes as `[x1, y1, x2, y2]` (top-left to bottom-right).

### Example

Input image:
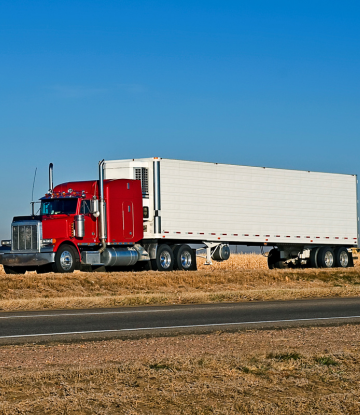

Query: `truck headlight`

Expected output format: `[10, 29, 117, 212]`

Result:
[1, 240, 11, 246]
[42, 239, 56, 245]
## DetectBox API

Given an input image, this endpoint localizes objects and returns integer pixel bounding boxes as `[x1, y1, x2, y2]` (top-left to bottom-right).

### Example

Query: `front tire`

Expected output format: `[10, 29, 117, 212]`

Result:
[173, 245, 197, 271]
[151, 244, 174, 271]
[52, 244, 78, 273]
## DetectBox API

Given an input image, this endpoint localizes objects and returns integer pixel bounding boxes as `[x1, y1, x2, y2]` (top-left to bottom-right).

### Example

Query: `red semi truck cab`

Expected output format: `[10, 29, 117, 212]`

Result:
[41, 179, 143, 247]
[1, 170, 145, 273]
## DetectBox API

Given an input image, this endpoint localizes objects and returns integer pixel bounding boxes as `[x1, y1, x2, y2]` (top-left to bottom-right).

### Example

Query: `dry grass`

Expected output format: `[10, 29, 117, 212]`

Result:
[197, 252, 269, 270]
[0, 254, 360, 311]
[1, 325, 360, 414]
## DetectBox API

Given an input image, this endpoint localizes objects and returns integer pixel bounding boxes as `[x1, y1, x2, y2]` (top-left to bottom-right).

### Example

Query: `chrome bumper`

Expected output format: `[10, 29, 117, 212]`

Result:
[0, 252, 55, 267]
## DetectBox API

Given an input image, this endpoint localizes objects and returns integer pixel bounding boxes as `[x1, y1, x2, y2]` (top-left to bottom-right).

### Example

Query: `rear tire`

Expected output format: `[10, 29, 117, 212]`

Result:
[151, 244, 174, 271]
[268, 249, 287, 269]
[310, 247, 320, 268]
[317, 247, 335, 268]
[267, 249, 277, 269]
[173, 245, 197, 271]
[334, 247, 350, 268]
[52, 244, 78, 273]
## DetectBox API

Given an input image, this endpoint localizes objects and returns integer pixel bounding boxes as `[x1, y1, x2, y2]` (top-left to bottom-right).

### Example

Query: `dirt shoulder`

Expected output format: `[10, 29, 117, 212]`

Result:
[0, 255, 360, 312]
[1, 324, 359, 414]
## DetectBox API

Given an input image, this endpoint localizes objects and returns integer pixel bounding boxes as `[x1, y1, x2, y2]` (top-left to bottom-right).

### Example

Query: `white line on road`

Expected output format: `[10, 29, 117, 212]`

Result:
[0, 309, 182, 319]
[1, 315, 360, 339]
[0, 305, 237, 320]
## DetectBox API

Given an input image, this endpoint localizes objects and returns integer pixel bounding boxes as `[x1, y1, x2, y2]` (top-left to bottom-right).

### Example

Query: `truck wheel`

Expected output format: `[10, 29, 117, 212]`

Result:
[334, 247, 350, 268]
[268, 249, 287, 269]
[309, 247, 320, 268]
[317, 247, 335, 268]
[173, 245, 197, 271]
[151, 244, 174, 271]
[52, 244, 78, 273]
[267, 249, 277, 269]
[3, 265, 27, 274]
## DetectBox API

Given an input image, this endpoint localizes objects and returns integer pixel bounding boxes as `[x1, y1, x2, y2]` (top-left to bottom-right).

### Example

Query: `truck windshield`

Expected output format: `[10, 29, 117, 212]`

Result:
[41, 199, 78, 215]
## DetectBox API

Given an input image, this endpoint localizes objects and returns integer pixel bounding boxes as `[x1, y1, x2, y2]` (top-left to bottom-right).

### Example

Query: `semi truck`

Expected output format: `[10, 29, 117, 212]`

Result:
[0, 158, 358, 273]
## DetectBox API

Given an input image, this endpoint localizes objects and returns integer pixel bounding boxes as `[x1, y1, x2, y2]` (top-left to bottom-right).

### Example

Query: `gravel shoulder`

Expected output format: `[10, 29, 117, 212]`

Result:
[1, 324, 360, 414]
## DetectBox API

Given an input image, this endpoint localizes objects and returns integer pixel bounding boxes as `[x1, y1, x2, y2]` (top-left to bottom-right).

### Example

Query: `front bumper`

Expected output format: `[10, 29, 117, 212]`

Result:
[0, 252, 55, 267]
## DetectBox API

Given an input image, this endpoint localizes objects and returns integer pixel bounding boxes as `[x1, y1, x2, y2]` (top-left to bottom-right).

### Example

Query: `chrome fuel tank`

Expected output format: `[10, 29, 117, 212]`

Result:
[101, 247, 139, 267]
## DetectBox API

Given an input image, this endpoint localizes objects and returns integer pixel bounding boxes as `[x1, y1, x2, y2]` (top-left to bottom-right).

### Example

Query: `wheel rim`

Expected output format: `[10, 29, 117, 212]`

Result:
[60, 250, 73, 271]
[324, 251, 334, 267]
[181, 251, 192, 268]
[160, 251, 171, 269]
[339, 251, 349, 267]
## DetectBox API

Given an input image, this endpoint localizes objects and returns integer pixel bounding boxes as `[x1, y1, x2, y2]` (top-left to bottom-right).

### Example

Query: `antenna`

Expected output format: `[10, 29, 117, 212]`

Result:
[31, 167, 37, 216]
[31, 167, 37, 202]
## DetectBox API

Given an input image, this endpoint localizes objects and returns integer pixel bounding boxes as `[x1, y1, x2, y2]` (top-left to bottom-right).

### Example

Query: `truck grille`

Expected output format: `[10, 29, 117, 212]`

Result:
[12, 223, 39, 251]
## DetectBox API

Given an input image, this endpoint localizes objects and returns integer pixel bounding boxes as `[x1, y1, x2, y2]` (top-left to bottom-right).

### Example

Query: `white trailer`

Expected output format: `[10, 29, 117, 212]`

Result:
[104, 158, 359, 270]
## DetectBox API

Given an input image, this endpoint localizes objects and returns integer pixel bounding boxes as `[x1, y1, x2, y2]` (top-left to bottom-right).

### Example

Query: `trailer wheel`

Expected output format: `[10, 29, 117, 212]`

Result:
[52, 244, 78, 273]
[3, 265, 27, 274]
[317, 247, 335, 268]
[268, 249, 287, 269]
[334, 247, 350, 268]
[173, 245, 197, 271]
[267, 249, 277, 269]
[309, 247, 320, 268]
[151, 244, 174, 271]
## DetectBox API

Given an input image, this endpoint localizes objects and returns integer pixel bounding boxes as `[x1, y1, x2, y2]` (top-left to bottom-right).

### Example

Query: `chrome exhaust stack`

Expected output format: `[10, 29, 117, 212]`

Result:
[98, 160, 107, 253]
[49, 163, 53, 194]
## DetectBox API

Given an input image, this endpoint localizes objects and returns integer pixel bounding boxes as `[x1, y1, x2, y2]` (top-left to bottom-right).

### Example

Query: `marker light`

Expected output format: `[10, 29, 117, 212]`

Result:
[42, 239, 56, 245]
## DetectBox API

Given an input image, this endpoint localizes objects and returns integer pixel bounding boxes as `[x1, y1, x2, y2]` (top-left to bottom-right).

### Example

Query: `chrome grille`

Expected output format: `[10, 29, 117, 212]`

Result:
[12, 223, 39, 251]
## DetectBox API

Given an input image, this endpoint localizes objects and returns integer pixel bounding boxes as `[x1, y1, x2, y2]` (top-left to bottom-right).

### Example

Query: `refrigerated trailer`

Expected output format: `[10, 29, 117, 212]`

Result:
[0, 158, 358, 273]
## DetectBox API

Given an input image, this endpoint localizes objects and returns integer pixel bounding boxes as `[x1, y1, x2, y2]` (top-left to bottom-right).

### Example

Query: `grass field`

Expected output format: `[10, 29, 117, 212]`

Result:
[0, 325, 360, 414]
[1, 256, 360, 414]
[0, 254, 360, 311]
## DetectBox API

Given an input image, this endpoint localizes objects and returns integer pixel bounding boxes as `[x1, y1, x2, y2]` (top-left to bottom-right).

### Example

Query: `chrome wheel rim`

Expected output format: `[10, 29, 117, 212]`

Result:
[160, 251, 171, 269]
[339, 251, 349, 267]
[181, 251, 192, 268]
[60, 250, 73, 271]
[324, 251, 334, 267]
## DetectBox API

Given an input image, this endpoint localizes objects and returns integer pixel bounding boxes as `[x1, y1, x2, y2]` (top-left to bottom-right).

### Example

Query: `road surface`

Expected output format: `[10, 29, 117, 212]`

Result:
[0, 297, 360, 344]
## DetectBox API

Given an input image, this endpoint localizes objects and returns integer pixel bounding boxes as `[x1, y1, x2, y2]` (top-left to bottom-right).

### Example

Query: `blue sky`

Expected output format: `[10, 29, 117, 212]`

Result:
[0, 0, 359, 238]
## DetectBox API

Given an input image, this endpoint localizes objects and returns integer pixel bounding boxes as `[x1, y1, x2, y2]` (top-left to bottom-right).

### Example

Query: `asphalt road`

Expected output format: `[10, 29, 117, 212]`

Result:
[1, 297, 360, 344]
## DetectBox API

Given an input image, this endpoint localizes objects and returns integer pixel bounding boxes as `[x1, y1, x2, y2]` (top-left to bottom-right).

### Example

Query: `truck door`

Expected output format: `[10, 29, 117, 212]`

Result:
[80, 200, 97, 241]
[122, 201, 134, 240]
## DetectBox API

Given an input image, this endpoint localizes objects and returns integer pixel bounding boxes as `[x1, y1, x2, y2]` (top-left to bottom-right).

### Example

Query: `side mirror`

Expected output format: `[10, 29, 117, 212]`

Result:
[90, 199, 100, 218]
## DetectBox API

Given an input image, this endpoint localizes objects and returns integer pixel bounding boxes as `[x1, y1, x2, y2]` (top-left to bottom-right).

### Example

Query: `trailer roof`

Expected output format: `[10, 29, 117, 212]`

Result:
[105, 157, 357, 178]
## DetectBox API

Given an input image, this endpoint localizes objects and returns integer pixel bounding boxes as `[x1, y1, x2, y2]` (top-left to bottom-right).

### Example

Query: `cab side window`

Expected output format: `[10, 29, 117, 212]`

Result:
[81, 200, 90, 214]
